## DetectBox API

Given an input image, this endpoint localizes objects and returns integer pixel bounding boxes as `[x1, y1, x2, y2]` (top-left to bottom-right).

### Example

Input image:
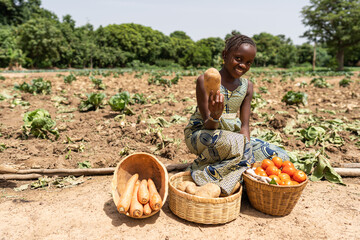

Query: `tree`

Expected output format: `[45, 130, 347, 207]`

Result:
[0, 0, 55, 26]
[275, 35, 297, 68]
[252, 32, 281, 67]
[297, 43, 313, 66]
[102, 23, 169, 65]
[301, 0, 360, 70]
[169, 31, 191, 40]
[0, 25, 25, 68]
[196, 37, 224, 66]
[17, 17, 65, 68]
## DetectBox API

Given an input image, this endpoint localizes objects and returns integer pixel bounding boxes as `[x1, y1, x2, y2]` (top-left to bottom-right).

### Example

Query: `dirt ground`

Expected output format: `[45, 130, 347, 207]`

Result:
[0, 69, 359, 239]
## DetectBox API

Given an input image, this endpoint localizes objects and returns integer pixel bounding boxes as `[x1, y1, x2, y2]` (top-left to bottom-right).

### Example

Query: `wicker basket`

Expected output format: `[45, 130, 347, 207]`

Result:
[243, 172, 308, 216]
[168, 171, 242, 224]
[111, 152, 168, 218]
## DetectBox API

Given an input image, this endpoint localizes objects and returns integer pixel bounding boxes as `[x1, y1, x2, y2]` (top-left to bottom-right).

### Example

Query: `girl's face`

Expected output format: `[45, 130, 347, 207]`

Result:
[223, 44, 256, 79]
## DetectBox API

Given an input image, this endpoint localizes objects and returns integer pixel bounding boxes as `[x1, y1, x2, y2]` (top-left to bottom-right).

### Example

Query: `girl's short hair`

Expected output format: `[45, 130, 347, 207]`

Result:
[224, 34, 256, 53]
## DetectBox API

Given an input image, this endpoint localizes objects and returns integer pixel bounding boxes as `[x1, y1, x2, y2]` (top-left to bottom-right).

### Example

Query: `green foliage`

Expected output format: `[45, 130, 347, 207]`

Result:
[148, 73, 181, 87]
[14, 77, 52, 95]
[17, 17, 65, 68]
[108, 91, 146, 113]
[289, 151, 343, 184]
[282, 91, 308, 106]
[63, 74, 77, 84]
[301, 0, 360, 70]
[77, 161, 91, 169]
[132, 93, 146, 104]
[3, 1, 360, 69]
[0, 75, 5, 80]
[300, 126, 326, 147]
[251, 92, 267, 112]
[259, 86, 268, 94]
[0, 143, 6, 152]
[22, 109, 59, 140]
[108, 92, 131, 112]
[90, 76, 106, 90]
[339, 77, 352, 87]
[78, 93, 106, 112]
[310, 77, 332, 88]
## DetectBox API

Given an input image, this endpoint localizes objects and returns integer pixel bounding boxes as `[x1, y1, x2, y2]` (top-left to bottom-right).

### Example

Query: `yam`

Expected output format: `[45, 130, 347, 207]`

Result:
[185, 182, 221, 198]
[185, 184, 197, 195]
[203, 68, 221, 96]
[195, 183, 221, 198]
[176, 180, 196, 192]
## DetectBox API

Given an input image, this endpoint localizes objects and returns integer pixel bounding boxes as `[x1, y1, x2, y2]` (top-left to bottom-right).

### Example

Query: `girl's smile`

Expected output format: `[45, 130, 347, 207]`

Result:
[223, 44, 256, 79]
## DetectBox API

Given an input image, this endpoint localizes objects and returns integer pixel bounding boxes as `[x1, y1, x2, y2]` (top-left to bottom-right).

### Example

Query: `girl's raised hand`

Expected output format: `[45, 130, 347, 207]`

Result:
[208, 90, 224, 120]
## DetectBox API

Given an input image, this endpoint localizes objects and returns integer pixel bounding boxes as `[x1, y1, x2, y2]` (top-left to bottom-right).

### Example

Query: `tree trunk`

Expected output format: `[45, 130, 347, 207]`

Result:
[336, 47, 344, 71]
[312, 42, 316, 71]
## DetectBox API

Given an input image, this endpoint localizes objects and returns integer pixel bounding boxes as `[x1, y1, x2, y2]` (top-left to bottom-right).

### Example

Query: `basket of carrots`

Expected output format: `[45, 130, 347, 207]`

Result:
[111, 152, 168, 218]
[243, 156, 308, 216]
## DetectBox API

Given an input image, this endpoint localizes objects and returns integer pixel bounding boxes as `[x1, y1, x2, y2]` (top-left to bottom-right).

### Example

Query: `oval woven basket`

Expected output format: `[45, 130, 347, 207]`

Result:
[243, 172, 308, 216]
[111, 152, 169, 218]
[168, 171, 242, 224]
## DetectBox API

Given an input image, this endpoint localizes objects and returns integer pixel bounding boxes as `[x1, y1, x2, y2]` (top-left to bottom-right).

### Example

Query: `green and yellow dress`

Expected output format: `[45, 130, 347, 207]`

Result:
[184, 78, 289, 195]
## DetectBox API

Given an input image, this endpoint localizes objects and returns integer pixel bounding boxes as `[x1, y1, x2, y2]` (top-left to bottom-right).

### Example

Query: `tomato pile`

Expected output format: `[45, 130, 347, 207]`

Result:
[254, 156, 307, 185]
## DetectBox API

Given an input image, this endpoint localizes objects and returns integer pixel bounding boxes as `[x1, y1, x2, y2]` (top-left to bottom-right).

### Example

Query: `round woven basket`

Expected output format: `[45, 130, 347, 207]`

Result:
[168, 171, 242, 224]
[243, 172, 308, 216]
[111, 152, 168, 218]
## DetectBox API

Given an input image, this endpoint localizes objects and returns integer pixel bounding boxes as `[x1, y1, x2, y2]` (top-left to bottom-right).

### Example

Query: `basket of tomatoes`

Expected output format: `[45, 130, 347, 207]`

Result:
[243, 156, 308, 216]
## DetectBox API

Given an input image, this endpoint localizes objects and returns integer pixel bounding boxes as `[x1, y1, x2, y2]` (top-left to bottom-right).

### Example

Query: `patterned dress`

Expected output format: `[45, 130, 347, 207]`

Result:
[184, 78, 289, 195]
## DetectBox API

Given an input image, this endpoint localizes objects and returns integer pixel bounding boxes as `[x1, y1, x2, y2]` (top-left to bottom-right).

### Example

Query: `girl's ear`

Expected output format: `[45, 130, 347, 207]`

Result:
[222, 50, 227, 60]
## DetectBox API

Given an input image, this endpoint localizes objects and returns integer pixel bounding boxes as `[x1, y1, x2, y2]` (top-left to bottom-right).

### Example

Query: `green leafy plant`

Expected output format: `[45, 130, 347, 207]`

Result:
[339, 78, 352, 87]
[90, 76, 106, 90]
[0, 143, 6, 152]
[282, 91, 308, 106]
[108, 92, 131, 111]
[310, 77, 331, 88]
[22, 109, 59, 140]
[259, 86, 268, 94]
[300, 126, 326, 147]
[14, 78, 51, 95]
[78, 93, 106, 112]
[0, 75, 5, 80]
[77, 161, 92, 169]
[131, 93, 146, 104]
[148, 73, 181, 87]
[64, 74, 77, 84]
[108, 91, 146, 114]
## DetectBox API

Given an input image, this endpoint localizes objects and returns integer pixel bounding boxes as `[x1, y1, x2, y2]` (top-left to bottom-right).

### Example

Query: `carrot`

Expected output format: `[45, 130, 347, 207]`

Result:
[143, 202, 152, 216]
[129, 180, 143, 217]
[148, 178, 162, 211]
[117, 173, 138, 213]
[137, 179, 149, 204]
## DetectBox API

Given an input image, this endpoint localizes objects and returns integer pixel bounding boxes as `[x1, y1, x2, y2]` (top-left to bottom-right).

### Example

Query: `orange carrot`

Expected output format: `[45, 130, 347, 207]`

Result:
[137, 179, 150, 204]
[117, 173, 138, 213]
[148, 178, 162, 211]
[143, 202, 152, 216]
[129, 180, 143, 217]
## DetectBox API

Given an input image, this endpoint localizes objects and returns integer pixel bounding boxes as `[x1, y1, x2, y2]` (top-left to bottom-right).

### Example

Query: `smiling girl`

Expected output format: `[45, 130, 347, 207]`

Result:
[184, 34, 289, 195]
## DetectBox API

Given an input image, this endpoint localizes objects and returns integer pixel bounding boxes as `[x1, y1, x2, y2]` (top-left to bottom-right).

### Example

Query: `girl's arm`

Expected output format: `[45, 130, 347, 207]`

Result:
[239, 80, 253, 141]
[196, 75, 224, 129]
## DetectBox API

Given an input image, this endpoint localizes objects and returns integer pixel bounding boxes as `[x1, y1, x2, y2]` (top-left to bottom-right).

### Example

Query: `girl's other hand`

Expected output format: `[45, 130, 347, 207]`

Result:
[208, 90, 224, 119]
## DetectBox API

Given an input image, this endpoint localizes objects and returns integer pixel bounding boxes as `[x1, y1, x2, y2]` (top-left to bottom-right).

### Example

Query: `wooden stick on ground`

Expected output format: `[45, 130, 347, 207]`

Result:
[0, 163, 192, 180]
[0, 164, 359, 180]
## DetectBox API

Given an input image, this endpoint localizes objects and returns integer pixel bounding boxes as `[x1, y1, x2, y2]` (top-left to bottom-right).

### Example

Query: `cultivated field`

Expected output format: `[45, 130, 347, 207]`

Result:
[0, 69, 359, 239]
